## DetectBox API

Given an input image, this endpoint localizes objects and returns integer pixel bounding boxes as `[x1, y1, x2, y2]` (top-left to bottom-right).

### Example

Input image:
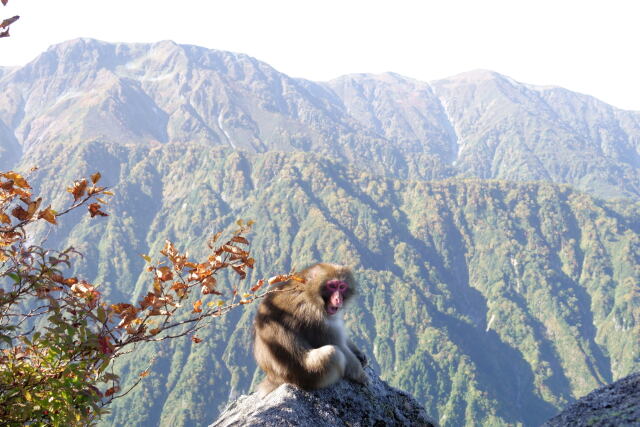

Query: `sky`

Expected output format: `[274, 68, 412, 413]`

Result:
[1, 0, 639, 110]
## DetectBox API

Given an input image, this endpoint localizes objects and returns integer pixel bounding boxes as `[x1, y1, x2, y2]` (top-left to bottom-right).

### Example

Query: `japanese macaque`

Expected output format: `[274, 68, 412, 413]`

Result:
[253, 263, 367, 397]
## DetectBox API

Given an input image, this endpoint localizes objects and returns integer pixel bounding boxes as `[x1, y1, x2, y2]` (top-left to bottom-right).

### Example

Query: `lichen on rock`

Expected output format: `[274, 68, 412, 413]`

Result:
[210, 366, 436, 427]
[543, 372, 640, 427]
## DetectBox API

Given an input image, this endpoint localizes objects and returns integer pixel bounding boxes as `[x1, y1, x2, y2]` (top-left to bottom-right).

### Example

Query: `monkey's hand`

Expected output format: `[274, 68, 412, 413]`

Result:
[342, 347, 367, 385]
[344, 357, 367, 384]
[347, 340, 368, 367]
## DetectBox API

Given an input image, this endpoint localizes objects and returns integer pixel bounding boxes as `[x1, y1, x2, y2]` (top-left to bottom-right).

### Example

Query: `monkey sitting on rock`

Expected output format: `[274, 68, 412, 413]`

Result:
[253, 263, 367, 397]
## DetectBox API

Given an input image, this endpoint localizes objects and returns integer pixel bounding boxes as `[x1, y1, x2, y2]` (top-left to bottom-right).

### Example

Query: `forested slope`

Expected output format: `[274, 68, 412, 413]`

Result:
[18, 140, 638, 426]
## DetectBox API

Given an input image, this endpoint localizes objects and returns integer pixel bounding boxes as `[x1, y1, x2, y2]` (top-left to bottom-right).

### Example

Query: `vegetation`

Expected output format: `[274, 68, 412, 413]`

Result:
[0, 169, 292, 425]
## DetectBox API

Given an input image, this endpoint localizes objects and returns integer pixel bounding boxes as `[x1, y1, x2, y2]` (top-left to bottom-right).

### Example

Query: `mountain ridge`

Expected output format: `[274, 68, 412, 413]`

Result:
[2, 38, 639, 199]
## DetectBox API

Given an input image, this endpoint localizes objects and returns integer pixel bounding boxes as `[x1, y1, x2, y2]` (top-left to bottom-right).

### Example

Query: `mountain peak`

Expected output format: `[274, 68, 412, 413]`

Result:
[437, 69, 512, 84]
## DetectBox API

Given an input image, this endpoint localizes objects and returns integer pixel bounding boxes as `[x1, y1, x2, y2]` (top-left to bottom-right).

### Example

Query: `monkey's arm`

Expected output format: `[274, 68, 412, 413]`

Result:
[347, 339, 368, 366]
[340, 341, 367, 384]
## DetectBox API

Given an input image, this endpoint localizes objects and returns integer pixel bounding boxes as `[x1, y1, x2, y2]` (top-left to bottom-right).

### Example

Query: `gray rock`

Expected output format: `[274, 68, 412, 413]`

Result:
[210, 366, 436, 427]
[543, 372, 640, 427]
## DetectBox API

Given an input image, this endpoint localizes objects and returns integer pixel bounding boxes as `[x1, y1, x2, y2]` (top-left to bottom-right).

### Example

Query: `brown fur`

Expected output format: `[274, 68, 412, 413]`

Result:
[253, 263, 366, 396]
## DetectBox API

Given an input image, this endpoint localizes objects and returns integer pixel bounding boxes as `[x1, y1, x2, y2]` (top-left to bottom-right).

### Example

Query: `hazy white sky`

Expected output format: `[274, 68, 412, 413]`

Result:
[2, 0, 639, 110]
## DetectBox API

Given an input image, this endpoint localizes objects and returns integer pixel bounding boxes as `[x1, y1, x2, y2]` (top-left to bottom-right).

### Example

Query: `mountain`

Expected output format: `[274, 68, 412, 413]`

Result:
[1, 39, 639, 199]
[0, 39, 639, 426]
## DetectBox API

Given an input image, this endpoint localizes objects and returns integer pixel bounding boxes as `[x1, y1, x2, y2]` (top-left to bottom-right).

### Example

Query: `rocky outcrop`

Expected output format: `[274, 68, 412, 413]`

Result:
[543, 372, 640, 427]
[210, 366, 436, 427]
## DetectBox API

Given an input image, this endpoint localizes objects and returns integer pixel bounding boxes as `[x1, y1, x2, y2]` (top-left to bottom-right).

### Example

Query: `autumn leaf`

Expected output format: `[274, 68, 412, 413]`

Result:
[231, 264, 246, 279]
[139, 370, 150, 378]
[0, 16, 18, 29]
[201, 276, 221, 295]
[63, 277, 79, 286]
[67, 179, 88, 201]
[191, 336, 203, 344]
[110, 303, 135, 315]
[37, 206, 57, 225]
[2, 171, 29, 188]
[12, 187, 31, 198]
[104, 386, 120, 397]
[221, 244, 247, 256]
[250, 279, 265, 292]
[207, 231, 222, 249]
[88, 203, 108, 217]
[26, 197, 42, 217]
[91, 172, 101, 184]
[291, 275, 306, 284]
[192, 299, 203, 313]
[155, 266, 173, 282]
[170, 282, 187, 292]
[0, 212, 10, 224]
[231, 235, 249, 245]
[98, 336, 114, 354]
[87, 186, 105, 196]
[1, 1, 8, 7]
[10, 205, 30, 221]
[268, 274, 291, 286]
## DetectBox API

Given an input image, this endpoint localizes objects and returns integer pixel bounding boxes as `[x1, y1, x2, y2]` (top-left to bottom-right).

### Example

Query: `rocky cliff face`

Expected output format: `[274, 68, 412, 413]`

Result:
[543, 372, 640, 427]
[211, 366, 436, 427]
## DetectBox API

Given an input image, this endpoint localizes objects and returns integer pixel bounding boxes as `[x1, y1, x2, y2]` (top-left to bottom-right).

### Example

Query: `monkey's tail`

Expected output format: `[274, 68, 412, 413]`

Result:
[257, 377, 283, 398]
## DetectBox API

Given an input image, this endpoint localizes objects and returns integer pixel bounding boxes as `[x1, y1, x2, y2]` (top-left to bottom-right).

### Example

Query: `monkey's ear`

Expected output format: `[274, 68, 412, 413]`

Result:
[302, 263, 324, 282]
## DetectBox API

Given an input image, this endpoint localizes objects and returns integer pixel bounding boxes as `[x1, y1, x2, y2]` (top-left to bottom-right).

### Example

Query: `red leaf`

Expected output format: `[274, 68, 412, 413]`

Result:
[0, 212, 11, 224]
[67, 179, 88, 201]
[91, 172, 101, 184]
[192, 299, 203, 313]
[38, 206, 57, 224]
[88, 203, 108, 217]
[230, 235, 249, 245]
[268, 274, 291, 286]
[105, 386, 120, 397]
[11, 205, 30, 221]
[250, 279, 265, 292]
[155, 266, 173, 282]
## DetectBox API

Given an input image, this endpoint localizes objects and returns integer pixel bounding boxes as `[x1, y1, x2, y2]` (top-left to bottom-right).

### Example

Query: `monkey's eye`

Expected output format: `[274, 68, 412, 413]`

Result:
[326, 280, 348, 292]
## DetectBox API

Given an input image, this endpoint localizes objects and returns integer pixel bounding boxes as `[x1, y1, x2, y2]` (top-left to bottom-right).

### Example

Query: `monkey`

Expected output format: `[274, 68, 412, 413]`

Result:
[253, 263, 368, 397]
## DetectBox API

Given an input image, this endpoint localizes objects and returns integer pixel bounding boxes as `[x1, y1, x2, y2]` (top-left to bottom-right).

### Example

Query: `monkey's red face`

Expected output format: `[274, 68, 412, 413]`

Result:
[324, 279, 348, 315]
